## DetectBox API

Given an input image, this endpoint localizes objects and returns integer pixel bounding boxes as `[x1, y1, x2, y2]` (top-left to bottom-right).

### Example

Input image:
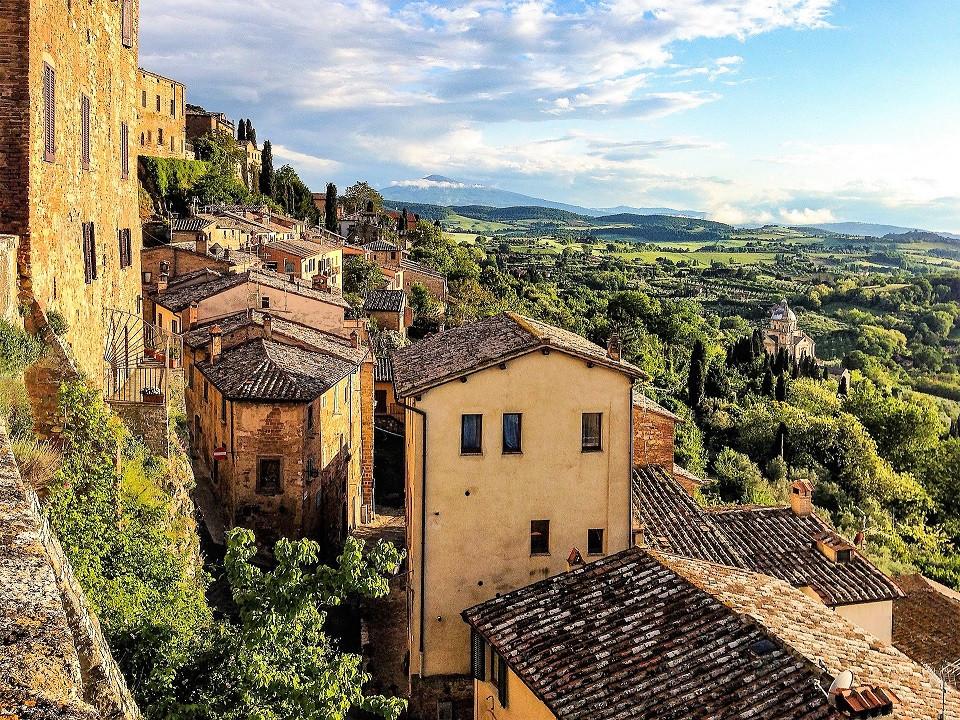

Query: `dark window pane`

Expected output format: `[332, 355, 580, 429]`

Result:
[531, 519, 549, 555]
[588, 528, 604, 556]
[502, 413, 521, 453]
[582, 412, 602, 451]
[461, 414, 482, 454]
[258, 458, 281, 494]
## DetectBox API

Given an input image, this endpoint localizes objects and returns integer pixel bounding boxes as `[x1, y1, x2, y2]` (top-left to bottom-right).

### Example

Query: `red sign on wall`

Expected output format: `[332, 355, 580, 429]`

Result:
[213, 446, 228, 461]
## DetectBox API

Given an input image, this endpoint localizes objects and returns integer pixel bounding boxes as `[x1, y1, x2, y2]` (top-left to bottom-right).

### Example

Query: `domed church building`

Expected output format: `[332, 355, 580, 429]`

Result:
[763, 298, 816, 361]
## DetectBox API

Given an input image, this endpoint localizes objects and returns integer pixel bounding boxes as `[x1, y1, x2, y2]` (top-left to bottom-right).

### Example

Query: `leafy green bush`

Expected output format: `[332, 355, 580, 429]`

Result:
[0, 319, 43, 373]
[45, 310, 70, 336]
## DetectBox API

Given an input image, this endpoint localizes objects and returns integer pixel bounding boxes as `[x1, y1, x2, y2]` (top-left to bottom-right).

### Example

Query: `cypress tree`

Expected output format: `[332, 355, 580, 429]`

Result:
[259, 140, 275, 197]
[324, 183, 338, 234]
[751, 329, 763, 358]
[838, 375, 849, 396]
[688, 339, 706, 409]
[247, 121, 257, 145]
[823, 365, 830, 381]
[775, 373, 787, 401]
[237, 118, 246, 142]
[762, 367, 774, 397]
[791, 361, 800, 380]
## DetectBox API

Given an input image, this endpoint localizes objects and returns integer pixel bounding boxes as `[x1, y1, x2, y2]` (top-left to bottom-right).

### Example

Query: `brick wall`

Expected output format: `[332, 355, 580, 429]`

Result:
[360, 355, 375, 513]
[0, 1, 31, 238]
[409, 674, 473, 720]
[21, 0, 143, 381]
[633, 406, 676, 469]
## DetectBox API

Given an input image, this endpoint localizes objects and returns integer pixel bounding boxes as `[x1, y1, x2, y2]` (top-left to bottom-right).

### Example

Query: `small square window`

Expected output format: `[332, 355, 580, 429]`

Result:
[587, 529, 604, 556]
[461, 414, 482, 454]
[502, 413, 522, 454]
[261, 296, 270, 309]
[530, 520, 550, 555]
[582, 413, 602, 452]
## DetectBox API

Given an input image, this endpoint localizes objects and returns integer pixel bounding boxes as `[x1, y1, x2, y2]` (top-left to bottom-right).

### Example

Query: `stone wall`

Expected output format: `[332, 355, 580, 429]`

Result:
[136, 69, 187, 159]
[109, 402, 169, 458]
[0, 422, 140, 720]
[0, 234, 20, 324]
[633, 405, 676, 470]
[409, 674, 474, 720]
[0, 2, 30, 239]
[25, 321, 82, 442]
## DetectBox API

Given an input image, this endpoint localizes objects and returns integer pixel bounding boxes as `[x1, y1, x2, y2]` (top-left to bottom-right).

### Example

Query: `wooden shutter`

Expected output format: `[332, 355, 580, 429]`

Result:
[470, 630, 485, 681]
[120, 121, 129, 178]
[121, 0, 133, 47]
[125, 229, 132, 269]
[81, 94, 90, 170]
[497, 653, 508, 707]
[82, 223, 96, 283]
[118, 228, 131, 269]
[43, 64, 55, 162]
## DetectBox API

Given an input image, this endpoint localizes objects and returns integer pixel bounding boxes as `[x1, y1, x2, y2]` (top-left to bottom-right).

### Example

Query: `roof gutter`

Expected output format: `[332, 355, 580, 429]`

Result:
[396, 399, 428, 664]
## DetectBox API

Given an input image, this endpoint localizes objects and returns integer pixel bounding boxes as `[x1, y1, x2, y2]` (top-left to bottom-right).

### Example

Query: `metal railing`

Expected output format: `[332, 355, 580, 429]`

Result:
[102, 308, 183, 405]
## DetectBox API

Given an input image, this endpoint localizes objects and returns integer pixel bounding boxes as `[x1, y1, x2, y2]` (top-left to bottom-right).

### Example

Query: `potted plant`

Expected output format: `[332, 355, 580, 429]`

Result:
[141, 386, 164, 404]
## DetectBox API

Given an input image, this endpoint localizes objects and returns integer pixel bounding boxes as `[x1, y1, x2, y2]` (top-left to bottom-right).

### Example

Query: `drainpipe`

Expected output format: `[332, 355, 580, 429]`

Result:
[629, 385, 635, 549]
[396, 398, 428, 672]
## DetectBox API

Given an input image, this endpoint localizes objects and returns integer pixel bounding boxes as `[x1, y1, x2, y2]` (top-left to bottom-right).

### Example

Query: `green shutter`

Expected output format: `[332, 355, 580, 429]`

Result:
[497, 653, 508, 707]
[470, 629, 485, 681]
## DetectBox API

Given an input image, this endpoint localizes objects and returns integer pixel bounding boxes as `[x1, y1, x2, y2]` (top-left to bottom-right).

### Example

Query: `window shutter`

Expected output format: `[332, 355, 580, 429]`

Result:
[470, 630, 485, 681]
[81, 94, 90, 170]
[82, 223, 93, 283]
[126, 229, 132, 269]
[497, 654, 508, 707]
[43, 64, 55, 162]
[120, 121, 129, 179]
[118, 228, 132, 269]
[90, 223, 97, 280]
[121, 0, 133, 47]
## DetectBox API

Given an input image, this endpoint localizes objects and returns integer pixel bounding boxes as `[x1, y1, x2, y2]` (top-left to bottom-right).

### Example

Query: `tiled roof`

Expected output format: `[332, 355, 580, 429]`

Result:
[464, 548, 840, 720]
[673, 462, 705, 486]
[374, 356, 393, 383]
[183, 311, 366, 364]
[391, 312, 643, 397]
[199, 339, 357, 401]
[363, 290, 406, 313]
[707, 505, 903, 605]
[263, 238, 338, 258]
[633, 390, 682, 422]
[633, 465, 744, 565]
[892, 574, 960, 678]
[399, 258, 445, 280]
[363, 239, 401, 252]
[173, 216, 217, 232]
[666, 552, 960, 720]
[632, 466, 902, 606]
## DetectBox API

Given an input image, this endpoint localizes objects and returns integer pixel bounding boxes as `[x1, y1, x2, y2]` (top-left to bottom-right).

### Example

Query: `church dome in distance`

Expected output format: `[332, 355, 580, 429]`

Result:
[771, 298, 797, 323]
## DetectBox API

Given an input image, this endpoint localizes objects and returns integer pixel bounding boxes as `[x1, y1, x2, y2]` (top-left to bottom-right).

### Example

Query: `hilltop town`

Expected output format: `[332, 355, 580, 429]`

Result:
[2, 2, 960, 720]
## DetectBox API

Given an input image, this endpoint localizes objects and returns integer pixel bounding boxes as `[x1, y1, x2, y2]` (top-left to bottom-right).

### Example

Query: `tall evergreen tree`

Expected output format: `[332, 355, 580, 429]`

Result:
[259, 140, 274, 197]
[838, 374, 849, 396]
[751, 329, 764, 358]
[324, 183, 338, 234]
[688, 339, 706, 409]
[762, 367, 774, 397]
[791, 361, 800, 380]
[247, 120, 256, 145]
[822, 365, 830, 381]
[237, 119, 246, 142]
[775, 373, 787, 401]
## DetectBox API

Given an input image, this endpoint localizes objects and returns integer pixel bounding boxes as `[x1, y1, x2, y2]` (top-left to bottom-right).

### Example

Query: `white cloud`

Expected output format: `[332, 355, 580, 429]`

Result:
[271, 145, 342, 173]
[778, 207, 836, 225]
[389, 178, 482, 189]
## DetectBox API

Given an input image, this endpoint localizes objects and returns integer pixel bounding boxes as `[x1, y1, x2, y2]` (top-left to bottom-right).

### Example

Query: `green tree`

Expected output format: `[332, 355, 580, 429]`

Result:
[260, 140, 275, 197]
[343, 255, 387, 298]
[775, 373, 787, 401]
[274, 165, 320, 224]
[324, 183, 339, 234]
[408, 282, 444, 337]
[761, 367, 774, 397]
[687, 339, 706, 409]
[341, 181, 384, 215]
[707, 447, 776, 505]
[237, 118, 246, 142]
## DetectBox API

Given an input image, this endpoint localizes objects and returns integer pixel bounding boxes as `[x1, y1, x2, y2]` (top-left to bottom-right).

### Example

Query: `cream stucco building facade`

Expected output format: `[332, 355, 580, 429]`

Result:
[391, 313, 641, 718]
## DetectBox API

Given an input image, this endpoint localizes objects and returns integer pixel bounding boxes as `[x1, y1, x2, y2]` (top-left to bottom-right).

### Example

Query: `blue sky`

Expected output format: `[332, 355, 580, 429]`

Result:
[139, 0, 960, 230]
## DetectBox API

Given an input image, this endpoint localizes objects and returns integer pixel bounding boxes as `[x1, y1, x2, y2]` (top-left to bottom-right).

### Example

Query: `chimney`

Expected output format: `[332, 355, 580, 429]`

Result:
[157, 273, 169, 293]
[263, 313, 272, 341]
[607, 333, 622, 361]
[566, 548, 585, 572]
[790, 479, 813, 517]
[186, 301, 199, 330]
[209, 325, 222, 365]
[350, 330, 359, 348]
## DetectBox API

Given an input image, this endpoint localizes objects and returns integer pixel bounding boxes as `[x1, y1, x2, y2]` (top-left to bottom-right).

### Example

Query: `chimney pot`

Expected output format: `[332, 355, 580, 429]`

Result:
[157, 273, 169, 293]
[263, 314, 272, 341]
[350, 330, 359, 348]
[186, 302, 198, 330]
[209, 325, 222, 365]
[607, 333, 622, 361]
[790, 479, 813, 517]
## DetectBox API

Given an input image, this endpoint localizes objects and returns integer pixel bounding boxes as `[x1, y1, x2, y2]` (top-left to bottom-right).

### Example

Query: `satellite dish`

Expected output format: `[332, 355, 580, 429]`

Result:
[828, 670, 854, 693]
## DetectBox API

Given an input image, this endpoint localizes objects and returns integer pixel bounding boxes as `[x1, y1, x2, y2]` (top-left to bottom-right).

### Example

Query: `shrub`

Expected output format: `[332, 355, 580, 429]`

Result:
[45, 310, 70, 336]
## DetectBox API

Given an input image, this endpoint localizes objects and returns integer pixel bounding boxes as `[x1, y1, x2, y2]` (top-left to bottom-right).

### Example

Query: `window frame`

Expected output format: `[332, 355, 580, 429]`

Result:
[502, 413, 522, 454]
[530, 519, 550, 556]
[118, 227, 132, 268]
[82, 222, 97, 283]
[460, 413, 482, 455]
[121, 0, 134, 47]
[256, 457, 282, 495]
[587, 528, 605, 556]
[581, 412, 603, 452]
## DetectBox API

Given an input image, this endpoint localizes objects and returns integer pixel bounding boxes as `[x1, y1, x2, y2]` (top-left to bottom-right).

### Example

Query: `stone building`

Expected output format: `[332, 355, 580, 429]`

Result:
[363, 289, 410, 335]
[236, 137, 261, 193]
[136, 68, 187, 158]
[182, 312, 373, 548]
[400, 258, 447, 304]
[763, 298, 816, 361]
[260, 238, 343, 291]
[185, 103, 234, 141]
[390, 312, 643, 719]
[0, 0, 143, 381]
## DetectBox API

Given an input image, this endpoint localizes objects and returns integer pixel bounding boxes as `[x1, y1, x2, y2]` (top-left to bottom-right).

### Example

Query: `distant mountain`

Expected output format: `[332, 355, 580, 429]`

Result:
[381, 176, 705, 219]
[803, 222, 947, 238]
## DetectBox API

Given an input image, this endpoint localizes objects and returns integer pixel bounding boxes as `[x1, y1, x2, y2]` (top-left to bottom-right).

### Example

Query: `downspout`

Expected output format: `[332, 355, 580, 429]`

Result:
[396, 399, 428, 669]
[628, 385, 635, 549]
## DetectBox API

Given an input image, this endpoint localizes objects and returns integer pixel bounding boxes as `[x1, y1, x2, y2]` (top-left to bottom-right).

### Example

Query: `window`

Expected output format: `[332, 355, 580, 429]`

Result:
[284, 260, 295, 273]
[530, 520, 550, 555]
[147, 130, 152, 144]
[43, 63, 55, 162]
[587, 529, 604, 556]
[261, 296, 270, 309]
[582, 413, 602, 452]
[121, 0, 133, 47]
[170, 98, 176, 116]
[170, 135, 175, 152]
[141, 89, 147, 107]
[490, 648, 508, 707]
[502, 413, 522, 454]
[158, 128, 163, 146]
[118, 228, 132, 268]
[220, 395, 227, 423]
[374, 389, 387, 413]
[307, 404, 314, 429]
[203, 379, 209, 401]
[156, 94, 161, 112]
[120, 122, 129, 179]
[140, 132, 145, 146]
[461, 414, 482, 454]
[333, 388, 340, 414]
[80, 94, 90, 170]
[470, 630, 485, 681]
[257, 458, 282, 494]
[81, 222, 96, 283]
[171, 318, 179, 334]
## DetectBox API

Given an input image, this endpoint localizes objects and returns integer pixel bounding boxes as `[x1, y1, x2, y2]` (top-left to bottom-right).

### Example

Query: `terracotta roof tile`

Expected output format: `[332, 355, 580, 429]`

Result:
[632, 390, 683, 422]
[391, 312, 642, 397]
[363, 290, 406, 313]
[893, 574, 960, 678]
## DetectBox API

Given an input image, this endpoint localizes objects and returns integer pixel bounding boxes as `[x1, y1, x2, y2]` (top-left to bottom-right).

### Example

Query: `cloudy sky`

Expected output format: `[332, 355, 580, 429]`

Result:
[140, 0, 960, 230]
